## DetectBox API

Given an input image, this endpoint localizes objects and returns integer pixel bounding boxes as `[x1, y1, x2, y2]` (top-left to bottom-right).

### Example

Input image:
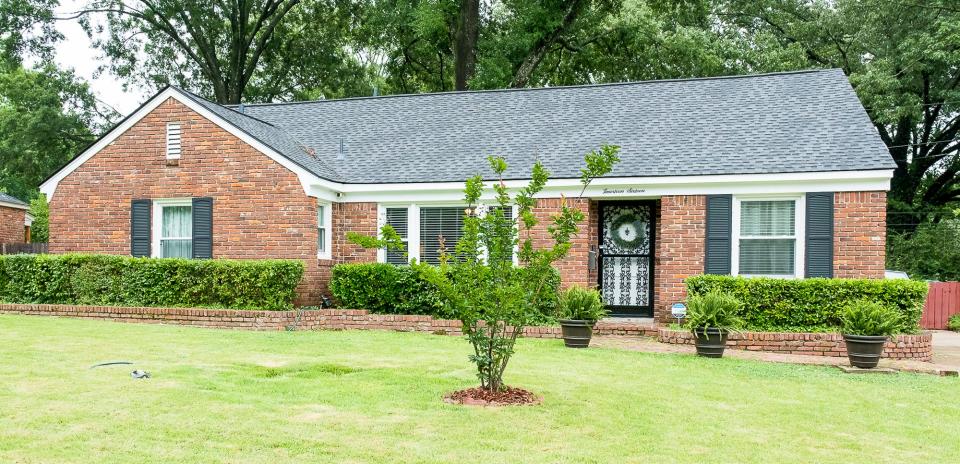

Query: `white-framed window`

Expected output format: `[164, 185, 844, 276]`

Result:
[377, 203, 514, 265]
[166, 122, 182, 159]
[317, 201, 332, 259]
[385, 207, 409, 264]
[732, 195, 805, 278]
[152, 199, 193, 258]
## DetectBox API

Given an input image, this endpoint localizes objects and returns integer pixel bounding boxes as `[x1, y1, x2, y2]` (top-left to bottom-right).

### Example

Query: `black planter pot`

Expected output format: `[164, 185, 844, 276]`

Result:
[693, 328, 729, 358]
[559, 319, 594, 348]
[843, 334, 888, 368]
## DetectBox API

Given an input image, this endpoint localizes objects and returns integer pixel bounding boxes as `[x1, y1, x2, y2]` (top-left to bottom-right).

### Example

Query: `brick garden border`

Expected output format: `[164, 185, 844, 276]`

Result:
[657, 328, 933, 362]
[0, 303, 659, 339]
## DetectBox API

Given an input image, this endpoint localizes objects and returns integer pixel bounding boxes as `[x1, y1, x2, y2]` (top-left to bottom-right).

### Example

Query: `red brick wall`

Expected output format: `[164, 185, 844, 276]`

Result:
[835, 191, 886, 278]
[48, 97, 324, 304]
[654, 195, 706, 322]
[0, 303, 659, 338]
[525, 197, 594, 288]
[0, 205, 26, 244]
[658, 328, 932, 361]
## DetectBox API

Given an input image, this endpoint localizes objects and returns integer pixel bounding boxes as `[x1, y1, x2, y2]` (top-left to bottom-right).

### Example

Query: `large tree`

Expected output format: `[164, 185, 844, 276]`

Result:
[354, 0, 627, 92]
[0, 62, 106, 200]
[69, 0, 368, 103]
[710, 0, 960, 226]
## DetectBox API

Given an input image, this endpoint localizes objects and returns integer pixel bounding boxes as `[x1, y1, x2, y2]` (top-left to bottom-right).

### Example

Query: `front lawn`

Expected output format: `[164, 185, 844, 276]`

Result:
[1, 315, 957, 463]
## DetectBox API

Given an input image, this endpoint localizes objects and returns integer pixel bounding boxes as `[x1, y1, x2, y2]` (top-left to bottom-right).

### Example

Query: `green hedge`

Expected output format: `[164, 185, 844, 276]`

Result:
[330, 262, 560, 323]
[0, 254, 304, 310]
[330, 262, 449, 317]
[685, 275, 928, 333]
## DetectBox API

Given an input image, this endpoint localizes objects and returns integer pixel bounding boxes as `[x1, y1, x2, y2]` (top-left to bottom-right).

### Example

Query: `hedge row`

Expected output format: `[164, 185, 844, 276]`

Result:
[330, 262, 560, 323]
[0, 254, 304, 310]
[686, 274, 928, 333]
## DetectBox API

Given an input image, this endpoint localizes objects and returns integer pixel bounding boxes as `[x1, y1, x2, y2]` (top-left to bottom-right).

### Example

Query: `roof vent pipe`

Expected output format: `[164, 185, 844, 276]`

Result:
[337, 137, 345, 160]
[238, 103, 245, 114]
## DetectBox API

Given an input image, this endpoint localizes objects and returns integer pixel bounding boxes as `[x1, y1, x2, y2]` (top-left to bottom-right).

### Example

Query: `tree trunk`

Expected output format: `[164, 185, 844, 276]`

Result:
[510, 0, 587, 88]
[454, 0, 480, 91]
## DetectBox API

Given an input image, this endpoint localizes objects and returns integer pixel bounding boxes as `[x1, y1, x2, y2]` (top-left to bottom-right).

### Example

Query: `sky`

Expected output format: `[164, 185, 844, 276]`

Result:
[53, 0, 148, 115]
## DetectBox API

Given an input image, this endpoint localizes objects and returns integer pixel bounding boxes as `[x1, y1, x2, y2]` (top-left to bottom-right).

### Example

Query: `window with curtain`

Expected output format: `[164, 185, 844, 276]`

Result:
[385, 207, 409, 264]
[738, 200, 796, 276]
[419, 206, 465, 265]
[161, 205, 192, 258]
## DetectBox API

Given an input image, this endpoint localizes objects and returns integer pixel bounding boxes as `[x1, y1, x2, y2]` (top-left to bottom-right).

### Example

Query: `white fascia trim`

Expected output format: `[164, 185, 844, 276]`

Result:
[24, 213, 34, 227]
[326, 169, 894, 203]
[0, 201, 29, 210]
[40, 87, 327, 201]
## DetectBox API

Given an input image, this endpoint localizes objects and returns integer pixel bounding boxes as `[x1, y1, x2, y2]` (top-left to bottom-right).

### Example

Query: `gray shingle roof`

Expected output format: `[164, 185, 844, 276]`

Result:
[0, 192, 28, 207]
[176, 88, 340, 180]
[222, 68, 894, 184]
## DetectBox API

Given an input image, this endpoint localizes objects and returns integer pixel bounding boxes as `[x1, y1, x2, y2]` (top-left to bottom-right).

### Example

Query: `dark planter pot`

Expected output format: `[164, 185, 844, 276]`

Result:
[843, 334, 888, 368]
[693, 328, 728, 358]
[559, 319, 594, 348]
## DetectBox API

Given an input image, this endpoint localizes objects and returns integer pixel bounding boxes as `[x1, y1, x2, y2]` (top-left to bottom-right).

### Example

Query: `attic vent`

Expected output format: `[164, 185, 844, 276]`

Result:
[337, 137, 345, 160]
[166, 123, 182, 160]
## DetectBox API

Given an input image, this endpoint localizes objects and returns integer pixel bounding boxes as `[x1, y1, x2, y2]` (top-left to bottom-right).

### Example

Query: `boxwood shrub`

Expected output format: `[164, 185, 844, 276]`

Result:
[330, 262, 560, 323]
[685, 274, 928, 333]
[0, 254, 303, 310]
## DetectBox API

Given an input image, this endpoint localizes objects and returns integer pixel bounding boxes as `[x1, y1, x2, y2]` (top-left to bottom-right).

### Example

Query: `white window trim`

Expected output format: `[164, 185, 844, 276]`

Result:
[151, 198, 193, 258]
[377, 202, 514, 264]
[731, 194, 805, 279]
[317, 201, 333, 260]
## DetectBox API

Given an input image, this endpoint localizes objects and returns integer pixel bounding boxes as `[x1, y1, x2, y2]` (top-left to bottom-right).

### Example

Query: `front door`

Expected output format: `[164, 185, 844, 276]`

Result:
[598, 202, 655, 317]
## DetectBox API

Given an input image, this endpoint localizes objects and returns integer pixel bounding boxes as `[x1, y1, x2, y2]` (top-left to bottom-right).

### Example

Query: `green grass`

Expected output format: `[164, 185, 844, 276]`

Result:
[1, 315, 957, 463]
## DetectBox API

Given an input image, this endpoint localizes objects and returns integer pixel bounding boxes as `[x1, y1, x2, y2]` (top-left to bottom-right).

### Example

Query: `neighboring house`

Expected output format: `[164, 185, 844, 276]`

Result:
[40, 69, 893, 320]
[0, 192, 32, 245]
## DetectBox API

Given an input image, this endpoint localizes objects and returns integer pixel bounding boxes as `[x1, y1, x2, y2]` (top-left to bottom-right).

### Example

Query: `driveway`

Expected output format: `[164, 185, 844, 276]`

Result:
[932, 330, 960, 369]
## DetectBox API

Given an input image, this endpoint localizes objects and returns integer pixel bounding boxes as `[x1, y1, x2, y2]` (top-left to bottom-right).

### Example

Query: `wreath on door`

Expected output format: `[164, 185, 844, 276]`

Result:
[610, 212, 647, 250]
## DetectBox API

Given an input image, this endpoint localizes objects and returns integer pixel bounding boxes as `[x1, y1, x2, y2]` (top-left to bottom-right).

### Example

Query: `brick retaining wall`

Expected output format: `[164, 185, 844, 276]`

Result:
[0, 304, 659, 338]
[657, 328, 932, 361]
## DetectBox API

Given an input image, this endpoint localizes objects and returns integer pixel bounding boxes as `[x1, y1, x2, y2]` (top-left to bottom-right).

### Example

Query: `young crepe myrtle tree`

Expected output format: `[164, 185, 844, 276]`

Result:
[348, 145, 620, 392]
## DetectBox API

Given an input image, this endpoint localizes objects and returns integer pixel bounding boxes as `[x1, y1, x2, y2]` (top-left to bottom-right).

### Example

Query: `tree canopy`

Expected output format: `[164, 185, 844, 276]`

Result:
[1, 0, 959, 228]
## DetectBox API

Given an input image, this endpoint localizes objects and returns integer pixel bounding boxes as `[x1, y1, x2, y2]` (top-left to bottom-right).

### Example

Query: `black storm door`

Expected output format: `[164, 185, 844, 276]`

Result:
[598, 201, 656, 317]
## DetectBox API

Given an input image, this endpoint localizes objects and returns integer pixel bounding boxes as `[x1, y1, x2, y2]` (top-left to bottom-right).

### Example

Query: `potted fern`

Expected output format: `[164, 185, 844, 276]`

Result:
[556, 286, 608, 348]
[686, 291, 743, 358]
[841, 301, 901, 368]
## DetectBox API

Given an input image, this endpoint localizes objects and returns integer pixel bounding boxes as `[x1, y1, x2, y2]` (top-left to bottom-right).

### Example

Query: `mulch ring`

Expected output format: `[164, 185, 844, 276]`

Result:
[443, 386, 542, 406]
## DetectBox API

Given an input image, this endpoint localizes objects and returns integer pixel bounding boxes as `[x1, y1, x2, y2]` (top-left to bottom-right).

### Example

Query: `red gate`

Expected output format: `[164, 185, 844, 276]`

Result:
[921, 282, 960, 330]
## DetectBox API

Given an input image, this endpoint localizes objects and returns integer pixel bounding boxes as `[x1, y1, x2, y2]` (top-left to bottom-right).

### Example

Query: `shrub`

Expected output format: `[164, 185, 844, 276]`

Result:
[948, 314, 960, 332]
[887, 220, 960, 281]
[840, 300, 902, 336]
[686, 275, 928, 333]
[556, 286, 607, 323]
[685, 290, 743, 333]
[329, 262, 560, 323]
[330, 262, 448, 317]
[0, 254, 303, 310]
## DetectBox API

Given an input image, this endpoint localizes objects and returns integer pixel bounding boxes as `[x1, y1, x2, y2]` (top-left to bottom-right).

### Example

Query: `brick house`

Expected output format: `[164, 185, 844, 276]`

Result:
[40, 69, 893, 321]
[0, 192, 31, 245]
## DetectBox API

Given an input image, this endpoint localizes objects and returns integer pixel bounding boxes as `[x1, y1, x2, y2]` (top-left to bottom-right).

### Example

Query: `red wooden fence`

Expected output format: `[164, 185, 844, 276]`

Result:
[921, 282, 960, 330]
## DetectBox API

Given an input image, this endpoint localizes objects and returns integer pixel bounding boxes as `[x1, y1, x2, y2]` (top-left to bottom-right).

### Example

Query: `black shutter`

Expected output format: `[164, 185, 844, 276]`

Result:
[130, 199, 152, 257]
[704, 195, 732, 275]
[805, 192, 834, 278]
[192, 197, 213, 259]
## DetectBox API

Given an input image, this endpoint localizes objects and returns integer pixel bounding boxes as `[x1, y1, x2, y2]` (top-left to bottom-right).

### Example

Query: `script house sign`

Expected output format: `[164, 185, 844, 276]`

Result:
[601, 187, 646, 195]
